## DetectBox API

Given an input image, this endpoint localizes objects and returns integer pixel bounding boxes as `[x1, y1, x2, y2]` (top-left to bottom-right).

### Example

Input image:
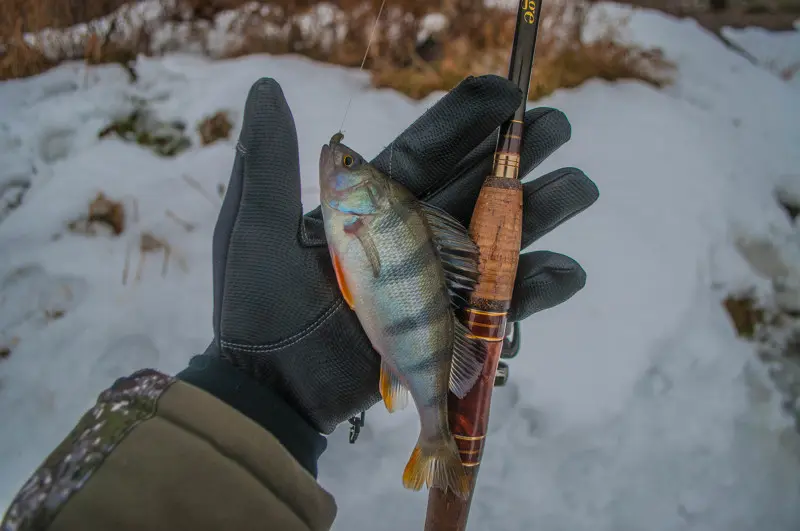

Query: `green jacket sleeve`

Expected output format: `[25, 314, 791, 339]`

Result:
[1, 369, 337, 531]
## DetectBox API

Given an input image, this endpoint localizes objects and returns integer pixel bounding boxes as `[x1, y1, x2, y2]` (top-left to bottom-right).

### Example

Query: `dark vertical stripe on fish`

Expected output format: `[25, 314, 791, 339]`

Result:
[422, 372, 451, 408]
[384, 295, 450, 337]
[402, 353, 438, 377]
[376, 240, 436, 283]
[425, 345, 453, 370]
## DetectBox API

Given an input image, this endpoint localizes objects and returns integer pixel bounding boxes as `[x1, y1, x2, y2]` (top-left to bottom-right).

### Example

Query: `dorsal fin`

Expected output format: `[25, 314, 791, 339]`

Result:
[418, 202, 480, 308]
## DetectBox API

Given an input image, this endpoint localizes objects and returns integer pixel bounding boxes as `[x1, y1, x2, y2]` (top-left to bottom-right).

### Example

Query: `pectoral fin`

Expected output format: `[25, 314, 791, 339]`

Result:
[332, 253, 355, 310]
[419, 202, 480, 308]
[380, 359, 409, 413]
[449, 318, 487, 398]
[345, 218, 381, 278]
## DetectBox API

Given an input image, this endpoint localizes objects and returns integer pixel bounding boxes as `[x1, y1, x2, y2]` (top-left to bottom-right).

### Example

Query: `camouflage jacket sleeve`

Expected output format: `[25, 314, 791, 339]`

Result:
[1, 369, 337, 531]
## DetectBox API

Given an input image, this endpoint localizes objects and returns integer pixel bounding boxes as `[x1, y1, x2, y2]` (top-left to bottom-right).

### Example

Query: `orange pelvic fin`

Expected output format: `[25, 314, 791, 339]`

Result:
[379, 360, 409, 413]
[332, 252, 355, 310]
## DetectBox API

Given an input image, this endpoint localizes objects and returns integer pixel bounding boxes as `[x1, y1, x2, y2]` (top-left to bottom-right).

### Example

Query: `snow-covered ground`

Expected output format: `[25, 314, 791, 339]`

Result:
[2, 4, 800, 530]
[722, 25, 800, 89]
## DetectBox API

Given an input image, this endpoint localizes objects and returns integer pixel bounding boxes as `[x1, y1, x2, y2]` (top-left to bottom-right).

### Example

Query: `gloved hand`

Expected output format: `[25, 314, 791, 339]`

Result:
[195, 75, 598, 436]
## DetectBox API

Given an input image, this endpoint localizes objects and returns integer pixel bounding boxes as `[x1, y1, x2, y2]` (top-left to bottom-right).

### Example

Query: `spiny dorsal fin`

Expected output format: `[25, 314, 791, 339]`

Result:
[418, 202, 480, 308]
[380, 359, 409, 412]
[449, 318, 487, 398]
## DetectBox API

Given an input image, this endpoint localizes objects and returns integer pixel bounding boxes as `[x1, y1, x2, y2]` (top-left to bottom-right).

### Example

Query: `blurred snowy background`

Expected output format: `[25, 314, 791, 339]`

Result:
[1, 1, 800, 529]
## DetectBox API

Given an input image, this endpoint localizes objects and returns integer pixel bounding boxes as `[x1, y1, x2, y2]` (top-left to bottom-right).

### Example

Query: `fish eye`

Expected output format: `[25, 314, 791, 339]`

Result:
[343, 155, 354, 167]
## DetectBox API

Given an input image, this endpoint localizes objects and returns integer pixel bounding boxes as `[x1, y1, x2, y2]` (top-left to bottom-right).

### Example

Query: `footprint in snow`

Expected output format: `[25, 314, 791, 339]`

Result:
[37, 79, 80, 101]
[634, 364, 674, 400]
[0, 177, 31, 224]
[38, 127, 75, 164]
[0, 123, 22, 153]
[90, 334, 160, 382]
[0, 264, 88, 341]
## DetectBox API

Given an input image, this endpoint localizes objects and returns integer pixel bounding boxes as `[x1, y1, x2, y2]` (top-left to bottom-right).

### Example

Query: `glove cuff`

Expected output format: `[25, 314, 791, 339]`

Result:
[176, 350, 328, 477]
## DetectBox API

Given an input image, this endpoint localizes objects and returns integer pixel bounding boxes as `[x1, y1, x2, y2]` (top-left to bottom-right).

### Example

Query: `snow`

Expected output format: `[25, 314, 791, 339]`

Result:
[2, 4, 800, 530]
[722, 25, 800, 88]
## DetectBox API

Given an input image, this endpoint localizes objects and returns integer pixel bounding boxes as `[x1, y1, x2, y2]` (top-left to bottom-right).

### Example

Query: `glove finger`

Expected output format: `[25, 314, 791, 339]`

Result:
[425, 107, 572, 224]
[521, 167, 599, 249]
[234, 78, 302, 241]
[508, 251, 587, 322]
[371, 75, 522, 197]
[211, 148, 245, 339]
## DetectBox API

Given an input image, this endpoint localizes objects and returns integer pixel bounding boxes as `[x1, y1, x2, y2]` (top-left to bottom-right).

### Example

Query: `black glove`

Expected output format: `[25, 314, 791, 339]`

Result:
[183, 75, 598, 445]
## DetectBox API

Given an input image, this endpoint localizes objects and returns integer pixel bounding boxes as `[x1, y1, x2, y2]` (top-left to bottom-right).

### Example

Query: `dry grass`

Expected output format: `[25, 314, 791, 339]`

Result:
[371, 1, 673, 99]
[98, 106, 192, 156]
[528, 39, 673, 100]
[197, 110, 233, 145]
[1, 0, 674, 99]
[88, 192, 126, 234]
[724, 293, 767, 339]
[0, 18, 56, 80]
[1, 0, 130, 33]
[67, 192, 126, 236]
[722, 286, 800, 432]
[0, 337, 18, 361]
[1, 0, 157, 82]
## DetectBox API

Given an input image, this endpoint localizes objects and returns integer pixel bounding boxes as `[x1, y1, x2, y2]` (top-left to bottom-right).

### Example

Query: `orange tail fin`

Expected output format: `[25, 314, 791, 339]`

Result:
[402, 437, 469, 499]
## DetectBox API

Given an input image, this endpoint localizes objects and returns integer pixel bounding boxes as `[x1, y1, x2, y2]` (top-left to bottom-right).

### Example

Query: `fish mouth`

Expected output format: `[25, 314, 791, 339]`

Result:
[319, 143, 335, 186]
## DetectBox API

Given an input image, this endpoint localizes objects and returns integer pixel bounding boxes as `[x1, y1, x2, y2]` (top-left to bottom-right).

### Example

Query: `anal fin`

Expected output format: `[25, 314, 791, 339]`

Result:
[449, 318, 488, 398]
[332, 253, 355, 310]
[380, 359, 409, 413]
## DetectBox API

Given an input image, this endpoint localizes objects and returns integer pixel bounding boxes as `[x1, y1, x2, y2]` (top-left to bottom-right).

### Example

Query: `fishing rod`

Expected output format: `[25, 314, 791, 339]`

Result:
[424, 0, 543, 529]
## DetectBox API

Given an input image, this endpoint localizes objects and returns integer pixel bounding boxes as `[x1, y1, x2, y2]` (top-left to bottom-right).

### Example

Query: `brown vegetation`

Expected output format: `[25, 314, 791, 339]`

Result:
[0, 337, 18, 360]
[68, 192, 126, 236]
[607, 0, 800, 31]
[98, 108, 192, 157]
[1, 0, 674, 99]
[0, 18, 55, 80]
[372, 2, 673, 100]
[722, 286, 800, 430]
[197, 111, 233, 146]
[723, 293, 767, 339]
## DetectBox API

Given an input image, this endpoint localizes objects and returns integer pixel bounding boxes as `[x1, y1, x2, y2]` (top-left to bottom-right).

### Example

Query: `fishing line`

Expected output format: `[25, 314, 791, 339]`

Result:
[340, 1, 388, 445]
[338, 0, 388, 135]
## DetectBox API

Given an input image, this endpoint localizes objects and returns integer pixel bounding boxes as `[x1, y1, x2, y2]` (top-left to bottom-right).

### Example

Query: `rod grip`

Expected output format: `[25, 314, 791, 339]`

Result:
[468, 178, 524, 307]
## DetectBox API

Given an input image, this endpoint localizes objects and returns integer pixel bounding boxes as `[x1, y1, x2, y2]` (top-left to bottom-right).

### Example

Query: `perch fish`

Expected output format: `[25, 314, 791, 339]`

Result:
[319, 133, 486, 498]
